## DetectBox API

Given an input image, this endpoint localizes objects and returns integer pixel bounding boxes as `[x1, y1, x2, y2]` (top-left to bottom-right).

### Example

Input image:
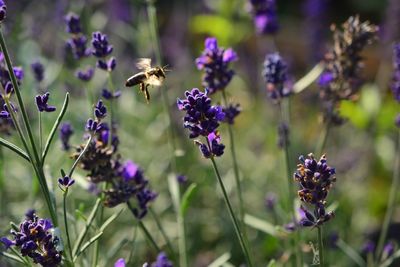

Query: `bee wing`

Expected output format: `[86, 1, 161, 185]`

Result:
[136, 58, 152, 70]
[146, 75, 164, 86]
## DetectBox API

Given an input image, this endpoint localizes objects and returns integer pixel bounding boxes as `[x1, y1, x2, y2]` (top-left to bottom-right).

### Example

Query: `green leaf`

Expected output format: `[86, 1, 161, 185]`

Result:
[244, 214, 277, 236]
[167, 174, 180, 212]
[0, 251, 26, 265]
[99, 208, 124, 232]
[0, 137, 30, 162]
[293, 63, 324, 94]
[41, 93, 69, 165]
[73, 231, 103, 260]
[339, 100, 369, 129]
[267, 259, 276, 267]
[360, 84, 381, 117]
[379, 248, 400, 267]
[207, 252, 231, 267]
[180, 183, 198, 216]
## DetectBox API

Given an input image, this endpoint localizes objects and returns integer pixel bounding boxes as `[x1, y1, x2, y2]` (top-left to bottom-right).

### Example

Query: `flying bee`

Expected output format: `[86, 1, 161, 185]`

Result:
[125, 58, 168, 103]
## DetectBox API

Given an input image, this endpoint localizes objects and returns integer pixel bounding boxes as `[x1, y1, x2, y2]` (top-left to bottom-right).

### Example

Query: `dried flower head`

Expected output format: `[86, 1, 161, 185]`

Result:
[319, 16, 378, 124]
[195, 37, 238, 94]
[0, 213, 62, 266]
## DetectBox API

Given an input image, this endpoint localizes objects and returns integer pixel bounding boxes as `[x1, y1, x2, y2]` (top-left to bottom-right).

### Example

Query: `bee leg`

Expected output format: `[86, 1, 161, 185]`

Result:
[139, 82, 145, 93]
[144, 84, 150, 104]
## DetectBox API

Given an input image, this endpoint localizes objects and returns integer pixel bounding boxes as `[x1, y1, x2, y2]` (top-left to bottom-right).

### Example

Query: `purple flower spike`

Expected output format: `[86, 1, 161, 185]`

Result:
[151, 252, 173, 267]
[65, 12, 82, 34]
[60, 122, 74, 150]
[195, 37, 238, 94]
[91, 31, 113, 58]
[97, 57, 117, 72]
[1, 214, 62, 265]
[86, 118, 102, 133]
[35, 92, 56, 112]
[102, 88, 121, 100]
[263, 53, 292, 101]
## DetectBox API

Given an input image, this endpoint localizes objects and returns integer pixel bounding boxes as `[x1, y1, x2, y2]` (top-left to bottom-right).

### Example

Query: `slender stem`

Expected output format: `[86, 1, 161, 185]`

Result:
[39, 111, 43, 155]
[177, 183, 188, 267]
[316, 121, 331, 157]
[68, 135, 93, 178]
[210, 157, 253, 267]
[106, 72, 115, 146]
[63, 190, 74, 262]
[0, 29, 58, 225]
[375, 131, 400, 261]
[149, 208, 176, 258]
[221, 90, 245, 226]
[318, 226, 325, 267]
[127, 201, 161, 253]
[279, 101, 302, 267]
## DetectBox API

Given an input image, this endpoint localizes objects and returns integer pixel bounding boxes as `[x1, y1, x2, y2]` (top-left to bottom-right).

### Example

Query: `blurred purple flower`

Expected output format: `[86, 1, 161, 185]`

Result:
[91, 31, 113, 58]
[60, 122, 73, 150]
[248, 0, 279, 35]
[76, 67, 94, 82]
[31, 61, 45, 83]
[222, 103, 241, 125]
[65, 12, 82, 34]
[0, 0, 6, 22]
[177, 174, 188, 184]
[361, 240, 375, 254]
[263, 53, 291, 101]
[115, 258, 126, 267]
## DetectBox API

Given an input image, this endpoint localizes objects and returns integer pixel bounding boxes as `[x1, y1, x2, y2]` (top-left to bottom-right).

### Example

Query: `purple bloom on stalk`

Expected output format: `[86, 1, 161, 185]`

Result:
[66, 35, 90, 59]
[0, 103, 12, 118]
[59, 122, 73, 150]
[76, 67, 94, 82]
[65, 12, 82, 34]
[151, 252, 173, 267]
[177, 174, 187, 184]
[91, 31, 113, 58]
[97, 57, 116, 72]
[31, 61, 45, 83]
[114, 258, 126, 267]
[1, 214, 62, 266]
[392, 44, 400, 103]
[35, 92, 56, 112]
[383, 242, 395, 258]
[94, 100, 107, 119]
[294, 153, 336, 227]
[263, 53, 291, 101]
[86, 118, 102, 133]
[102, 88, 121, 100]
[13, 67, 24, 82]
[0, 0, 6, 22]
[121, 160, 140, 182]
[195, 37, 238, 94]
[248, 0, 279, 34]
[58, 175, 75, 190]
[361, 240, 375, 254]
[177, 88, 225, 138]
[4, 81, 12, 95]
[222, 103, 241, 125]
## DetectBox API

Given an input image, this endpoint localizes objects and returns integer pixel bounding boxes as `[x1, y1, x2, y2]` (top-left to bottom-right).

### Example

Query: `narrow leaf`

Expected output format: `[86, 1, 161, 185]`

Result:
[207, 252, 231, 267]
[336, 239, 366, 267]
[167, 174, 180, 212]
[73, 231, 103, 260]
[99, 208, 124, 232]
[267, 259, 276, 267]
[72, 198, 101, 257]
[42, 93, 69, 165]
[380, 249, 400, 267]
[0, 137, 30, 162]
[180, 183, 198, 216]
[244, 214, 277, 236]
[0, 251, 26, 264]
[293, 63, 323, 94]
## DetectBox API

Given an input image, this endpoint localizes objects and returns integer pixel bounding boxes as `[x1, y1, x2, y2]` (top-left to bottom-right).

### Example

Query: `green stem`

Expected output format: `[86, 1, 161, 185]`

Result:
[316, 121, 331, 157]
[279, 100, 302, 267]
[39, 111, 43, 154]
[0, 28, 58, 225]
[149, 208, 176, 259]
[375, 131, 400, 261]
[127, 201, 161, 253]
[106, 72, 116, 147]
[318, 226, 325, 267]
[210, 157, 253, 267]
[68, 135, 93, 178]
[63, 190, 74, 262]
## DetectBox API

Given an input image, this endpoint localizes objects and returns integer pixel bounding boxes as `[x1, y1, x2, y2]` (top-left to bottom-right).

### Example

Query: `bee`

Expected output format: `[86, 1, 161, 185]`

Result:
[125, 58, 168, 103]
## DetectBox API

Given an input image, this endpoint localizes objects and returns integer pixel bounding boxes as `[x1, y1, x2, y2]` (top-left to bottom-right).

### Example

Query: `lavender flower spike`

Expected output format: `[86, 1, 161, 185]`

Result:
[31, 60, 45, 83]
[248, 0, 279, 35]
[263, 53, 291, 101]
[35, 92, 56, 112]
[195, 37, 238, 94]
[59, 122, 73, 150]
[0, 0, 6, 23]
[91, 31, 113, 58]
